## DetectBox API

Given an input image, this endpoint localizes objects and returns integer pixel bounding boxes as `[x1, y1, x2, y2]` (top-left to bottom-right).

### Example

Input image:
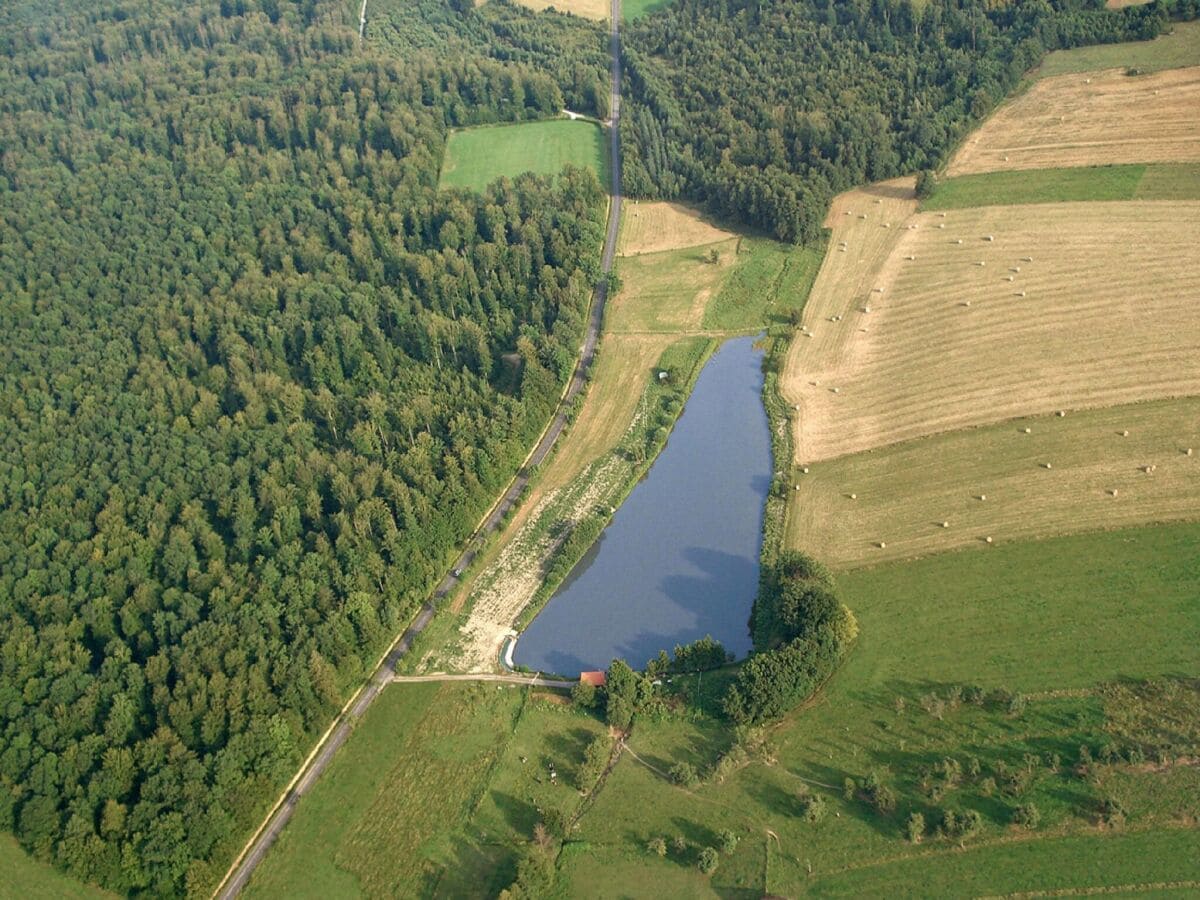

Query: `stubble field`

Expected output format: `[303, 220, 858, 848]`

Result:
[782, 199, 1200, 465]
[947, 66, 1200, 175]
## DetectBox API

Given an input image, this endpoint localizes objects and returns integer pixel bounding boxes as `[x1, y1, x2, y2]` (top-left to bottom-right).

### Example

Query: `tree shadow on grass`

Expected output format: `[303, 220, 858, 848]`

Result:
[487, 790, 538, 836]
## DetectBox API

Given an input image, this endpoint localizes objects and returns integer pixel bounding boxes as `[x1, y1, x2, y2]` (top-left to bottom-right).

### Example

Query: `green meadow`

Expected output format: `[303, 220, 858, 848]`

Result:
[439, 119, 607, 192]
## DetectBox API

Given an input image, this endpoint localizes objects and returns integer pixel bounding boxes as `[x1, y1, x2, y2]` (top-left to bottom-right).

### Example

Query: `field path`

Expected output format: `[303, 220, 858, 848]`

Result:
[212, 3, 625, 895]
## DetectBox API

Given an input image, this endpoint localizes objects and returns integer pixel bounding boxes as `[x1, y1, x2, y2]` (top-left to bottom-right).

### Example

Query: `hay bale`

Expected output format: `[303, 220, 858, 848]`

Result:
[976, 260, 986, 267]
[802, 466, 809, 474]
[985, 536, 993, 544]
[1007, 276, 1015, 282]
[938, 223, 946, 229]
[955, 239, 963, 244]
[983, 235, 994, 241]
[1016, 291, 1026, 297]
[941, 521, 950, 528]
[1023, 427, 1032, 434]
[1057, 410, 1066, 417]
[939, 212, 947, 217]
[1043, 462, 1053, 469]
[878, 541, 887, 549]
[1187, 448, 1194, 456]
[831, 387, 840, 394]
[979, 494, 987, 501]
[849, 493, 857, 499]
[1121, 430, 1129, 437]
[1110, 489, 1119, 496]
[1021, 256, 1033, 263]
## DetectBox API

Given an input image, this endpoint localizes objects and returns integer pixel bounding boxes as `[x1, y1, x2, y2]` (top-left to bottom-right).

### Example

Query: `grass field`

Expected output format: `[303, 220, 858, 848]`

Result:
[923, 163, 1200, 209]
[551, 520, 1200, 897]
[1037, 21, 1200, 78]
[0, 836, 115, 900]
[439, 119, 606, 192]
[244, 682, 610, 898]
[786, 397, 1200, 567]
[623, 0, 672, 20]
[947, 65, 1200, 175]
[607, 241, 741, 333]
[782, 198, 1200, 463]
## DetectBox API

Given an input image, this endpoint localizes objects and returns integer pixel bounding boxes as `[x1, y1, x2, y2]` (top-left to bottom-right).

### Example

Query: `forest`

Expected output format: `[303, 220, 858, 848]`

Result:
[620, 0, 1191, 241]
[0, 0, 604, 893]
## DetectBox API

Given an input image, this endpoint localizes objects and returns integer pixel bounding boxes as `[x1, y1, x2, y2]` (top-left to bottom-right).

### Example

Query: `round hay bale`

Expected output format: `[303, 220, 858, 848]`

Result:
[1110, 489, 1119, 496]
[941, 521, 950, 528]
[878, 541, 887, 549]
[1057, 410, 1066, 417]
[1023, 427, 1032, 434]
[979, 494, 987, 501]
[1043, 462, 1052, 469]
[849, 493, 857, 500]
[985, 536, 993, 544]
[802, 466, 809, 474]
[1186, 448, 1193, 456]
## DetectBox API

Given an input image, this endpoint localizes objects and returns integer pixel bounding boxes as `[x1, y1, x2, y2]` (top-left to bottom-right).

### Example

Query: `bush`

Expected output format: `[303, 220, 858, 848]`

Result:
[915, 169, 937, 200]
[1100, 796, 1128, 828]
[571, 681, 597, 709]
[578, 735, 613, 790]
[1012, 803, 1041, 829]
[801, 792, 827, 823]
[698, 847, 719, 875]
[647, 836, 667, 857]
[718, 828, 739, 854]
[905, 811, 925, 844]
[672, 835, 689, 854]
[669, 762, 699, 787]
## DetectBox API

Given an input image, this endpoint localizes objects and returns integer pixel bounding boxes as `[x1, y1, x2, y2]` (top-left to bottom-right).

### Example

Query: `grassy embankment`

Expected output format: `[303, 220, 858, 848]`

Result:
[439, 119, 607, 192]
[0, 836, 116, 900]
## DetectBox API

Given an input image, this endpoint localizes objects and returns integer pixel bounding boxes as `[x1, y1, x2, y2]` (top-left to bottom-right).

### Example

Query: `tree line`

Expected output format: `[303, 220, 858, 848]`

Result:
[0, 0, 604, 893]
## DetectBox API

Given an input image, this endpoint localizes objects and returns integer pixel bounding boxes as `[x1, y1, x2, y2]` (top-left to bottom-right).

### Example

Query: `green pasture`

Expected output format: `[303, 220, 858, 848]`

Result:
[923, 163, 1200, 209]
[439, 118, 606, 192]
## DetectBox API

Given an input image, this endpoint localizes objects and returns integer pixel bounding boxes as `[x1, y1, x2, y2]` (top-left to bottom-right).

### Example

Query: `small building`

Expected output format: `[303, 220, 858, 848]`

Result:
[579, 670, 607, 688]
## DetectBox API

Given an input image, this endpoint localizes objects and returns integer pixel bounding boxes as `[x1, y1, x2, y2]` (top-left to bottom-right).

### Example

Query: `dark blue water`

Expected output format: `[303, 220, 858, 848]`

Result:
[513, 335, 771, 676]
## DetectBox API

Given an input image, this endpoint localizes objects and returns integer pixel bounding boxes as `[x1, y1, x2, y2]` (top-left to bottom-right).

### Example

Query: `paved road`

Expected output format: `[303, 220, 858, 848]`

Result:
[213, 7, 623, 897]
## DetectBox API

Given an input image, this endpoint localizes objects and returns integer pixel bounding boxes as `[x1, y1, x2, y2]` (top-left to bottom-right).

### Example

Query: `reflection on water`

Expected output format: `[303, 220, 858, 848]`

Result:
[514, 335, 771, 676]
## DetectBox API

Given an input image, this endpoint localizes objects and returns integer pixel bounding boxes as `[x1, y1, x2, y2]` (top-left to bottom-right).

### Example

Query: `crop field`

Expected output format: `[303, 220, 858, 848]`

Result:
[555, 521, 1200, 897]
[1037, 20, 1200, 78]
[946, 66, 1200, 175]
[787, 397, 1200, 567]
[439, 119, 607, 192]
[782, 199, 1200, 464]
[618, 201, 735, 255]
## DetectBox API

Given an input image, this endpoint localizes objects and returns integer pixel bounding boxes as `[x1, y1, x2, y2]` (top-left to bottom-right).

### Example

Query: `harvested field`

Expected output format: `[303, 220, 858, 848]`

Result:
[947, 66, 1200, 175]
[618, 201, 735, 256]
[787, 398, 1200, 568]
[782, 200, 1200, 463]
[510, 0, 610, 18]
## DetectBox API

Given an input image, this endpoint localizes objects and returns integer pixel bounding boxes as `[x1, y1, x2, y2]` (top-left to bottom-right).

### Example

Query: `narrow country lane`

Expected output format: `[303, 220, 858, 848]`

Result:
[211, 5, 623, 896]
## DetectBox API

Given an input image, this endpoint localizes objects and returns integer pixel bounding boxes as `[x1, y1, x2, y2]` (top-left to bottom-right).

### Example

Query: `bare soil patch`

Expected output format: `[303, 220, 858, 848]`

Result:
[782, 199, 1200, 464]
[948, 66, 1200, 175]
[509, 0, 610, 20]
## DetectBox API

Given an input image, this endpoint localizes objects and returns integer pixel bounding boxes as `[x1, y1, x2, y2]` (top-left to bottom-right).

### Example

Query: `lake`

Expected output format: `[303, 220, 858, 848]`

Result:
[513, 334, 772, 676]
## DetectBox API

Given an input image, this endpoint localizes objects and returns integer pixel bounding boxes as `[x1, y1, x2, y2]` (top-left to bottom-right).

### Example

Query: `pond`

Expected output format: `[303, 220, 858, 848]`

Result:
[513, 334, 772, 676]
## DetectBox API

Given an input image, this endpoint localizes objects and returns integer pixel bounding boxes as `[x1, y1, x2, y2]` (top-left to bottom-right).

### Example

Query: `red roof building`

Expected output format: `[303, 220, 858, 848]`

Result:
[578, 670, 607, 687]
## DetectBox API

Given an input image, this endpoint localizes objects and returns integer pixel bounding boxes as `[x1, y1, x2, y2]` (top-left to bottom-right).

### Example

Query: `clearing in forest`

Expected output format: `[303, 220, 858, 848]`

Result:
[439, 118, 606, 192]
[946, 65, 1200, 175]
[618, 201, 735, 256]
[781, 199, 1200, 464]
[509, 0, 611, 19]
[787, 397, 1200, 568]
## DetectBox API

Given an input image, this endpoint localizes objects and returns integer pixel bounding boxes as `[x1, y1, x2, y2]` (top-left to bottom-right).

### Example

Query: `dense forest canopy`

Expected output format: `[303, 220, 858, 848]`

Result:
[620, 0, 1191, 241]
[0, 0, 606, 893]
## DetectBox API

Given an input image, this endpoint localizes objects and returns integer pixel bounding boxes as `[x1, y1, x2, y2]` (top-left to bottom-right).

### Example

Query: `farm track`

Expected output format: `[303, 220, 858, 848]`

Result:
[211, 2, 624, 894]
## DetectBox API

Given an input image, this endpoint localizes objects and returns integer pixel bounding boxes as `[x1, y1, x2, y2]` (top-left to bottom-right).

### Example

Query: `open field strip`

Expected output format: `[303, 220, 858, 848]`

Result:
[1037, 20, 1200, 78]
[786, 397, 1200, 568]
[947, 65, 1200, 175]
[1, 836, 116, 900]
[923, 163, 1200, 209]
[557, 521, 1200, 897]
[439, 118, 607, 191]
[782, 199, 1200, 464]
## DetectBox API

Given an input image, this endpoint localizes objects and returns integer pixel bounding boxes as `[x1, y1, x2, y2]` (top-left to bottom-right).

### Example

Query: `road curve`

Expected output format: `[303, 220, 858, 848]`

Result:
[212, 7, 623, 897]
